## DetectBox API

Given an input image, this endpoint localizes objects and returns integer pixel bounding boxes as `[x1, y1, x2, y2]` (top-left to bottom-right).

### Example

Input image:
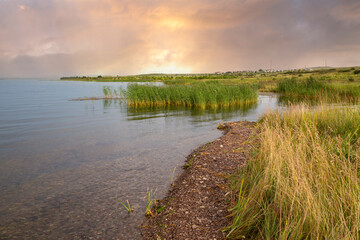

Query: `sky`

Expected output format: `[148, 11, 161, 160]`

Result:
[0, 0, 360, 78]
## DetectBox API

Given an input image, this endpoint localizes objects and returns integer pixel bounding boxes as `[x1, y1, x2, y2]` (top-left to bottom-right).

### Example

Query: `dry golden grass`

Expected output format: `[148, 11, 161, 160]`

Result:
[227, 105, 360, 239]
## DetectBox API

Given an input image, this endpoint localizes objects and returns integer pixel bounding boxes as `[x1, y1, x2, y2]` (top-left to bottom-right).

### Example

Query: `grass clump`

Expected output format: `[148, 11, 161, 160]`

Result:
[226, 105, 360, 239]
[170, 167, 176, 186]
[145, 187, 158, 217]
[122, 83, 257, 109]
[117, 198, 134, 213]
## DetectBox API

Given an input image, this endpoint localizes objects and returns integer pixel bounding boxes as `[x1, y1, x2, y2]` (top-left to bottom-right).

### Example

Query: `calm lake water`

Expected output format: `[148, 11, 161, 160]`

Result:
[0, 79, 280, 239]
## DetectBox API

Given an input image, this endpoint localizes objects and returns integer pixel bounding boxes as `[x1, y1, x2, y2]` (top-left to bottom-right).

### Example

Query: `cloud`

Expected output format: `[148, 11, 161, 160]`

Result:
[0, 0, 360, 77]
[331, 1, 360, 24]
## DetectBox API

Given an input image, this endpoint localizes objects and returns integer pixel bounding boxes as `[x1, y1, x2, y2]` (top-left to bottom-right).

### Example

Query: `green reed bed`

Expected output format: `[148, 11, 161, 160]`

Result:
[277, 77, 360, 103]
[226, 105, 360, 239]
[121, 83, 257, 108]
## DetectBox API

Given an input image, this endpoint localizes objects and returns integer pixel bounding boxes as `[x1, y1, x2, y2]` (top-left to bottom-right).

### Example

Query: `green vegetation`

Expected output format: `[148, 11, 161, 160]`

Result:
[61, 67, 360, 88]
[170, 167, 176, 186]
[277, 77, 360, 103]
[117, 199, 134, 213]
[121, 83, 257, 109]
[145, 187, 158, 217]
[60, 72, 249, 83]
[67, 67, 360, 238]
[102, 86, 120, 98]
[65, 66, 360, 105]
[226, 105, 360, 239]
[277, 77, 327, 96]
[60, 75, 162, 82]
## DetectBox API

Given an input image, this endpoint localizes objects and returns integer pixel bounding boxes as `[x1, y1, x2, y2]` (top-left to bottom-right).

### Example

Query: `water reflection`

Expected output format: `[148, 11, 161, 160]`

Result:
[98, 93, 280, 124]
[126, 103, 257, 121]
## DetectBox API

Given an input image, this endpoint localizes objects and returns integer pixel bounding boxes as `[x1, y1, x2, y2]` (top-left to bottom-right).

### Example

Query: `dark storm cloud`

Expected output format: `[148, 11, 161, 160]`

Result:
[0, 0, 359, 77]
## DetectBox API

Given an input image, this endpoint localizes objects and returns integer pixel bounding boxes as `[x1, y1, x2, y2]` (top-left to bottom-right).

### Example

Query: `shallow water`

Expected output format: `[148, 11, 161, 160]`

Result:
[0, 79, 280, 239]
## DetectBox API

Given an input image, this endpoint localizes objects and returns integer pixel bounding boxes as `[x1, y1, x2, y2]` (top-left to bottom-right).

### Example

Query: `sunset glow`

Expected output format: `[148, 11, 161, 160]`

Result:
[1, 0, 360, 77]
[18, 4, 26, 11]
[161, 18, 186, 30]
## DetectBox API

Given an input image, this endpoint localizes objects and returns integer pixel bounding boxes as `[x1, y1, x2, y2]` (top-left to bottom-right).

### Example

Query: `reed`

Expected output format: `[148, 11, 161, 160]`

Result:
[277, 77, 360, 103]
[170, 167, 176, 186]
[122, 83, 257, 109]
[145, 187, 158, 217]
[117, 198, 134, 213]
[226, 105, 360, 239]
[103, 86, 120, 98]
[277, 77, 327, 96]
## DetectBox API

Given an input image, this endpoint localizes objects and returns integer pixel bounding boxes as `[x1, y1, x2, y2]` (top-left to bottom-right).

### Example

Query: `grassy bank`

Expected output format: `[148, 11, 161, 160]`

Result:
[62, 67, 360, 104]
[121, 83, 257, 109]
[227, 105, 360, 239]
[60, 67, 360, 89]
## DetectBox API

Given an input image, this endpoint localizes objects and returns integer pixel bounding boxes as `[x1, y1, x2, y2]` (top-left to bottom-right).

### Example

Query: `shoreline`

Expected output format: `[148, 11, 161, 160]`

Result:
[141, 121, 257, 239]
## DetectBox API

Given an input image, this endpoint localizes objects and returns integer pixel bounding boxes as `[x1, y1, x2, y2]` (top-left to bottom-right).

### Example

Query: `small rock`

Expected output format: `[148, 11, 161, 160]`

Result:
[220, 145, 223, 148]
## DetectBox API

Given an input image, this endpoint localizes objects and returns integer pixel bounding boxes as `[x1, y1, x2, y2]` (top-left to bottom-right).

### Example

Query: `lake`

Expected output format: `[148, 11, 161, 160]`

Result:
[0, 79, 280, 239]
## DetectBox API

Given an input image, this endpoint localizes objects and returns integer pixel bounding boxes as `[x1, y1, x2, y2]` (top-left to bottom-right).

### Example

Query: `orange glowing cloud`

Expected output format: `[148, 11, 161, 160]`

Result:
[0, 0, 360, 78]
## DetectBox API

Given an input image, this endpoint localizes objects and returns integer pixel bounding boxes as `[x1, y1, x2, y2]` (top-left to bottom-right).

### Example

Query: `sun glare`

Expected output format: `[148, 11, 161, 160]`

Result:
[18, 5, 26, 11]
[161, 18, 185, 30]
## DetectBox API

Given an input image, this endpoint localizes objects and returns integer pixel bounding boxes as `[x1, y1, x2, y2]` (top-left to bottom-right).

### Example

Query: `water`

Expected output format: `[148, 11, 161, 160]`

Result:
[0, 79, 280, 239]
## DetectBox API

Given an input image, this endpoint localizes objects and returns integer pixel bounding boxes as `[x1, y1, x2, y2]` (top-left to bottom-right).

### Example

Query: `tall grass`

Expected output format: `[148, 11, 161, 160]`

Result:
[103, 86, 120, 98]
[226, 105, 360, 239]
[121, 83, 257, 109]
[277, 77, 360, 103]
[277, 77, 327, 96]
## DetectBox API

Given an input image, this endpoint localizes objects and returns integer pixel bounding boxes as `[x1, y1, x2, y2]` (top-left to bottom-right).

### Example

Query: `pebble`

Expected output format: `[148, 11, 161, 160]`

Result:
[220, 145, 223, 148]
